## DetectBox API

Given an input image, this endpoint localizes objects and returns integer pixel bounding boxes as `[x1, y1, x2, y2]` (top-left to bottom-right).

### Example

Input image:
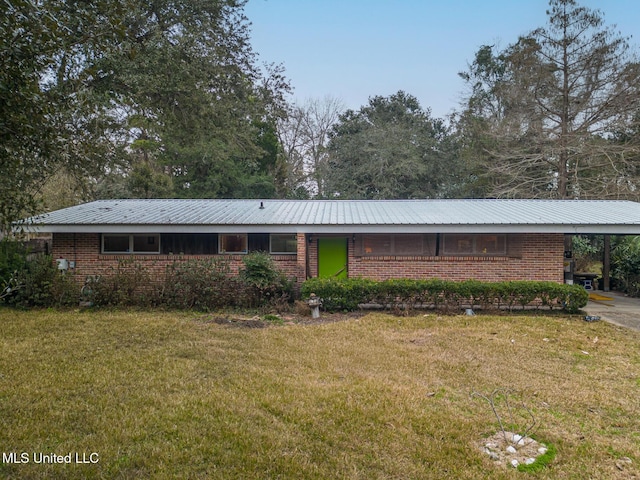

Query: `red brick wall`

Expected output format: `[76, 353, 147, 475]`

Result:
[51, 233, 299, 285]
[52, 232, 565, 287]
[309, 233, 565, 283]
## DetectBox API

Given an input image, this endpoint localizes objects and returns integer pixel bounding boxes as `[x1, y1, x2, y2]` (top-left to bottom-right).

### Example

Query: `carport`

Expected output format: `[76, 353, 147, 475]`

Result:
[568, 235, 613, 292]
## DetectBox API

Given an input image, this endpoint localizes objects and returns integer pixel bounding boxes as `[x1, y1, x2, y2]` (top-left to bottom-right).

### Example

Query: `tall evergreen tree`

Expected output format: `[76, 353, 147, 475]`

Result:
[89, 0, 290, 199]
[323, 91, 458, 199]
[457, 0, 640, 199]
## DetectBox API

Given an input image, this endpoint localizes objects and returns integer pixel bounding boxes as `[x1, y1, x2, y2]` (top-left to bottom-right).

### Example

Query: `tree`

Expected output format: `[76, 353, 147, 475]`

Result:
[277, 96, 344, 198]
[1, 0, 290, 232]
[88, 0, 290, 199]
[1, 0, 121, 230]
[322, 91, 458, 199]
[457, 0, 640, 199]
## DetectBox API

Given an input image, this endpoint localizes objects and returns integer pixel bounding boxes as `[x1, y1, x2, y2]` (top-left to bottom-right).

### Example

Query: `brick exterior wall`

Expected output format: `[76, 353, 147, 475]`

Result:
[308, 233, 565, 283]
[51, 233, 299, 286]
[52, 232, 565, 288]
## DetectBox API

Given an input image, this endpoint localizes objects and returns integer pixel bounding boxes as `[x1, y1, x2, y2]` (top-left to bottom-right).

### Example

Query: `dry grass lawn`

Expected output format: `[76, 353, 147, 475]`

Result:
[0, 308, 639, 479]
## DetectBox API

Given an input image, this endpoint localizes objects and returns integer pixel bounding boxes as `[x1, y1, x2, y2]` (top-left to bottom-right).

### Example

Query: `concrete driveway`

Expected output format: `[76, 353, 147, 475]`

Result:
[583, 291, 640, 331]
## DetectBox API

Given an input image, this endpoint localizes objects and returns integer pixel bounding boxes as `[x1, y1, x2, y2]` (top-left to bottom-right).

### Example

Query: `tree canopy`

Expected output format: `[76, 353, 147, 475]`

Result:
[5, 0, 640, 231]
[1, 0, 289, 231]
[322, 91, 458, 199]
[457, 0, 640, 199]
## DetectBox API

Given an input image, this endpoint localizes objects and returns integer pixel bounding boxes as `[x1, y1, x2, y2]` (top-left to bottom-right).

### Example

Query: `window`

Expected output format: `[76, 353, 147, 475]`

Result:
[102, 234, 160, 254]
[394, 235, 424, 255]
[270, 234, 297, 254]
[359, 234, 435, 256]
[219, 234, 248, 254]
[442, 234, 506, 255]
[103, 235, 130, 253]
[444, 234, 474, 254]
[363, 235, 392, 254]
[248, 233, 269, 252]
[134, 236, 159, 253]
[161, 234, 217, 255]
[476, 235, 506, 254]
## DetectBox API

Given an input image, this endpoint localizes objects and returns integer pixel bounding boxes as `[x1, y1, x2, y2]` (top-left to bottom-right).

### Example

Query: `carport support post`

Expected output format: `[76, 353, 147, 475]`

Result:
[603, 234, 610, 292]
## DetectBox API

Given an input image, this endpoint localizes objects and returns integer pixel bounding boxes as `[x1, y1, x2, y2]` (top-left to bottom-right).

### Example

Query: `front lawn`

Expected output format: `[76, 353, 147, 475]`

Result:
[0, 309, 638, 479]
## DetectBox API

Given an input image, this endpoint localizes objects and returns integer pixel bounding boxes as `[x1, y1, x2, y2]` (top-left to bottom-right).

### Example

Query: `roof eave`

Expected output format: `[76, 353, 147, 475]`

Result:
[24, 223, 640, 235]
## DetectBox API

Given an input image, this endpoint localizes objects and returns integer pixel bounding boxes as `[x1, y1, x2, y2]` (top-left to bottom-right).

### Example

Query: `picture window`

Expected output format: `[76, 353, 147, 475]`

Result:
[442, 234, 506, 255]
[219, 234, 248, 254]
[270, 234, 297, 254]
[359, 234, 434, 256]
[102, 234, 160, 254]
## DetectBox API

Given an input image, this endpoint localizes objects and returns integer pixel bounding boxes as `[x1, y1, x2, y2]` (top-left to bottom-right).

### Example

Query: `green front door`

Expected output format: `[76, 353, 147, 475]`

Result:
[318, 237, 348, 278]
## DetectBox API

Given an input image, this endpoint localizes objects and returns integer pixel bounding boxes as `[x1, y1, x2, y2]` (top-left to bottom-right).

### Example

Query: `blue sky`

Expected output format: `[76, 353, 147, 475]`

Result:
[244, 0, 639, 119]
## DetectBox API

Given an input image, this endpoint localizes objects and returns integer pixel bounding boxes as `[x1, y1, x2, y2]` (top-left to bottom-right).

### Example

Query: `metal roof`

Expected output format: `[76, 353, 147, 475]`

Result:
[21, 198, 640, 234]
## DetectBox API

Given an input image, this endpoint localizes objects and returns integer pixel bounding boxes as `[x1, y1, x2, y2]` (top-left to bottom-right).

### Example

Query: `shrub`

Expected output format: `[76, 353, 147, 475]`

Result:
[0, 240, 28, 287]
[3, 254, 78, 307]
[91, 258, 157, 307]
[374, 278, 428, 311]
[301, 278, 589, 313]
[560, 284, 590, 314]
[301, 277, 377, 311]
[240, 252, 293, 308]
[161, 258, 241, 310]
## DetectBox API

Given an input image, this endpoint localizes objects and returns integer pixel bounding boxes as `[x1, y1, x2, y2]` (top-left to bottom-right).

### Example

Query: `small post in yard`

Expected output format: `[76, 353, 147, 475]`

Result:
[308, 293, 322, 319]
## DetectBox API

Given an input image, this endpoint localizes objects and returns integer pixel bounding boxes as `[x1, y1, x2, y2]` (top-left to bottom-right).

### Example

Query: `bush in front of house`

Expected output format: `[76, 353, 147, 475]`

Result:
[299, 276, 378, 311]
[160, 253, 293, 311]
[239, 252, 294, 308]
[160, 257, 243, 310]
[1, 252, 78, 308]
[0, 240, 27, 285]
[90, 258, 158, 307]
[1, 252, 294, 310]
[301, 278, 589, 314]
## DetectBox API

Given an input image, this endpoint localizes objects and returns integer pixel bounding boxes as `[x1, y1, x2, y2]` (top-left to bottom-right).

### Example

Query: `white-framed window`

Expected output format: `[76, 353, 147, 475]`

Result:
[102, 234, 160, 254]
[442, 234, 507, 255]
[219, 234, 248, 254]
[270, 234, 297, 254]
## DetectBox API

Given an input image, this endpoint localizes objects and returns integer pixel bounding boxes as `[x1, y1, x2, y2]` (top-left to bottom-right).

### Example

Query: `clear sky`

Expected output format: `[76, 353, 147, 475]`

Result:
[244, 0, 639, 119]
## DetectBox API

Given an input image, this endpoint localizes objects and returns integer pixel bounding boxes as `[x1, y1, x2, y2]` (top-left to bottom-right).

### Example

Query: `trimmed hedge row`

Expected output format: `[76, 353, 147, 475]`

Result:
[301, 277, 589, 313]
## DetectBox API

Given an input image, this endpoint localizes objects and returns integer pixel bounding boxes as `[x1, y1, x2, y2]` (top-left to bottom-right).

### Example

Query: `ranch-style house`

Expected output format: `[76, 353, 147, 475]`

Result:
[23, 198, 640, 291]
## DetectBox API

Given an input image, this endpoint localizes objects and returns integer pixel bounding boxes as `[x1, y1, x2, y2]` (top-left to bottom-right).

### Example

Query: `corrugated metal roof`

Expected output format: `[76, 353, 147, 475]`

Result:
[21, 198, 640, 234]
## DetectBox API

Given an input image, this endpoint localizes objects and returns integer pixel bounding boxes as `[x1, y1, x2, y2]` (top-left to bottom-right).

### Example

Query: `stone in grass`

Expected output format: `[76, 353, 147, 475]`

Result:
[480, 431, 553, 470]
[483, 448, 499, 461]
